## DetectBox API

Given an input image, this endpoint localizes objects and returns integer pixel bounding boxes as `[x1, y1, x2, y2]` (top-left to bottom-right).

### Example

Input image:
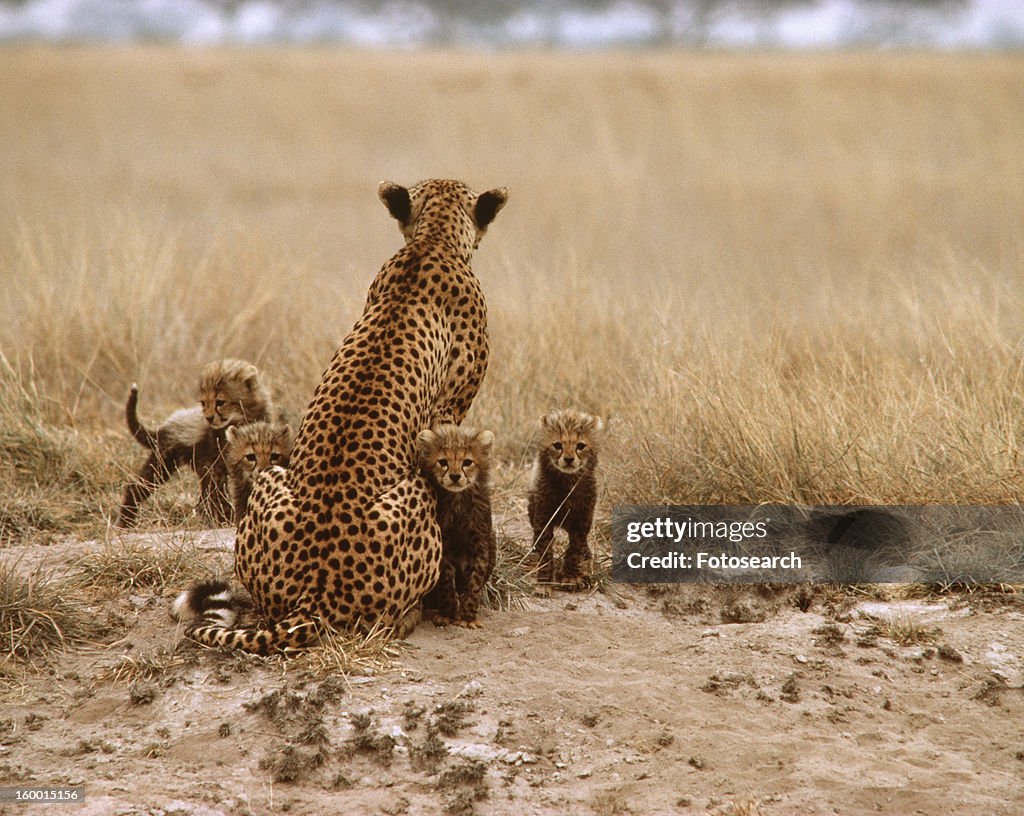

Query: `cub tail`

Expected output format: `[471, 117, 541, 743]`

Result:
[125, 384, 159, 450]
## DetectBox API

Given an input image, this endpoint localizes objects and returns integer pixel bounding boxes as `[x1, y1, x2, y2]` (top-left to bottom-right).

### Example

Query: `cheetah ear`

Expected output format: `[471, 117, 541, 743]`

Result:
[587, 416, 605, 435]
[226, 426, 239, 444]
[241, 363, 260, 390]
[476, 430, 495, 453]
[474, 187, 508, 230]
[416, 428, 436, 455]
[539, 412, 557, 431]
[379, 182, 412, 226]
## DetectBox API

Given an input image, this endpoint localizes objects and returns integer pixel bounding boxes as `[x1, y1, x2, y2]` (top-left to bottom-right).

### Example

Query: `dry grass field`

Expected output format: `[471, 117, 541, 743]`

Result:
[1, 48, 1023, 816]
[2, 48, 1024, 530]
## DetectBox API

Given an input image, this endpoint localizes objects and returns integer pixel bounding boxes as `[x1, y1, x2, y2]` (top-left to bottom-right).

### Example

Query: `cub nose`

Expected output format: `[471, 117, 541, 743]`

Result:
[562, 456, 575, 467]
[449, 473, 462, 484]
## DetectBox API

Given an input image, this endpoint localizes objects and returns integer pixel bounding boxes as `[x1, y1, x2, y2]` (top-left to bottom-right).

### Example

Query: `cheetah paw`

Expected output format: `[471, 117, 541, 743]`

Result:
[558, 575, 591, 592]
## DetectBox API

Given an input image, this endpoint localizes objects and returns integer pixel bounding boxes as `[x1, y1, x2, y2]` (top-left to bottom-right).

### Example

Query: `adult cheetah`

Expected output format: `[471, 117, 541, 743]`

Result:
[179, 179, 508, 654]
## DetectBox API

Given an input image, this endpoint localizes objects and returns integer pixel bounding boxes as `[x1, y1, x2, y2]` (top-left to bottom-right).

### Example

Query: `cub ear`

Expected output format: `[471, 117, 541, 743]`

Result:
[416, 428, 436, 456]
[476, 429, 495, 453]
[539, 411, 557, 431]
[378, 182, 412, 226]
[474, 187, 509, 230]
[241, 363, 260, 390]
[226, 426, 239, 444]
[585, 415, 605, 435]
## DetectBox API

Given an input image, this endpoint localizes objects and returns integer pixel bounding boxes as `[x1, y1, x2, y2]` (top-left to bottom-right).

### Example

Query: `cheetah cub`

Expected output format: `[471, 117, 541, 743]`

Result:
[224, 421, 294, 524]
[528, 409, 603, 592]
[117, 359, 274, 527]
[417, 424, 497, 628]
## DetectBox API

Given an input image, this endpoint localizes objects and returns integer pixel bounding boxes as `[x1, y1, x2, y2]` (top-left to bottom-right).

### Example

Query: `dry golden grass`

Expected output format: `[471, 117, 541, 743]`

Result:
[0, 560, 104, 662]
[1, 48, 1024, 538]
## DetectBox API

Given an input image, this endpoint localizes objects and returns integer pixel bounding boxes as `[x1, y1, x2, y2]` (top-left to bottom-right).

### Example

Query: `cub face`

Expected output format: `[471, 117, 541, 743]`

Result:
[225, 422, 293, 477]
[538, 409, 604, 475]
[417, 424, 495, 494]
[196, 359, 272, 431]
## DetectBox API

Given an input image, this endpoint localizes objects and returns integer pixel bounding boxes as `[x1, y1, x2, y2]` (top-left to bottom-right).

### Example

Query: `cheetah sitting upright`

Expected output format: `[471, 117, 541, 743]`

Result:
[417, 424, 497, 628]
[528, 409, 603, 592]
[117, 359, 275, 527]
[176, 180, 508, 654]
[224, 421, 294, 524]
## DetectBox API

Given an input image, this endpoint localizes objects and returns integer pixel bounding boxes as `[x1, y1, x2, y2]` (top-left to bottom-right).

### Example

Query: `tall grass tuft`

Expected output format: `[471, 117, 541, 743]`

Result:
[0, 561, 103, 661]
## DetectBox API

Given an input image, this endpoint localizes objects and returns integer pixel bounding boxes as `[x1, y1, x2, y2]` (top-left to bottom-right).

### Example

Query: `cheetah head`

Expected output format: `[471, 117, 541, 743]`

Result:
[417, 424, 495, 494]
[378, 179, 508, 252]
[225, 421, 294, 476]
[197, 359, 272, 431]
[538, 410, 604, 475]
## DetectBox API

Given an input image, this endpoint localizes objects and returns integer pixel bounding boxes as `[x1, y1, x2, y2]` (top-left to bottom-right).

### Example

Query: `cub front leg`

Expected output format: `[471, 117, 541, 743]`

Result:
[425, 558, 459, 626]
[531, 525, 557, 594]
[560, 531, 593, 591]
[456, 542, 493, 628]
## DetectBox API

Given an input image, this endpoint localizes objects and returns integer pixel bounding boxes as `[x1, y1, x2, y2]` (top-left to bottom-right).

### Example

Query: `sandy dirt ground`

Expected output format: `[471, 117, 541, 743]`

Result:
[1, 530, 1022, 816]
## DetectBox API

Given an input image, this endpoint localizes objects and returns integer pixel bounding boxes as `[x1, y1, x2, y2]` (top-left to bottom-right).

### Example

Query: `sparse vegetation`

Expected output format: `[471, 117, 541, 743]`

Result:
[100, 648, 186, 685]
[345, 711, 396, 764]
[71, 538, 222, 594]
[867, 612, 941, 646]
[0, 561, 103, 661]
[437, 759, 489, 815]
[296, 617, 402, 679]
[482, 531, 535, 611]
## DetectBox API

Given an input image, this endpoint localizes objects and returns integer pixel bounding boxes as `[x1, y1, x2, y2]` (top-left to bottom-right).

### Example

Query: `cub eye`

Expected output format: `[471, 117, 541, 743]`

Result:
[552, 442, 563, 452]
[576, 442, 587, 452]
[270, 453, 283, 463]
[437, 458, 449, 469]
[244, 453, 257, 463]
[462, 458, 474, 469]
[215, 399, 226, 409]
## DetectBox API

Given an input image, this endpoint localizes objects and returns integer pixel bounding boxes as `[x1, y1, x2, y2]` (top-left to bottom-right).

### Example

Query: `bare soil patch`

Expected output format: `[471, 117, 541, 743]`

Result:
[1, 532, 1021, 815]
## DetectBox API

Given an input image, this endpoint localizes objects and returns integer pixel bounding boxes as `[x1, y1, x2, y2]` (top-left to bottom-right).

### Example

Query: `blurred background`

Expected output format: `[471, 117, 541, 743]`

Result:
[1, 0, 1022, 49]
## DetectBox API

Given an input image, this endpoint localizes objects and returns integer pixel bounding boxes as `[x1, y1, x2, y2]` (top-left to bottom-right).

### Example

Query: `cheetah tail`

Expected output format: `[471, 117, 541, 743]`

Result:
[171, 580, 240, 628]
[182, 610, 321, 657]
[125, 383, 159, 450]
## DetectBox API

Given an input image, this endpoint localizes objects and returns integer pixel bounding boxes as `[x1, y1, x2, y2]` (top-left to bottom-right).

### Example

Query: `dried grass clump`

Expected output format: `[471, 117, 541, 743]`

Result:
[0, 561, 102, 661]
[296, 618, 402, 680]
[71, 538, 221, 594]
